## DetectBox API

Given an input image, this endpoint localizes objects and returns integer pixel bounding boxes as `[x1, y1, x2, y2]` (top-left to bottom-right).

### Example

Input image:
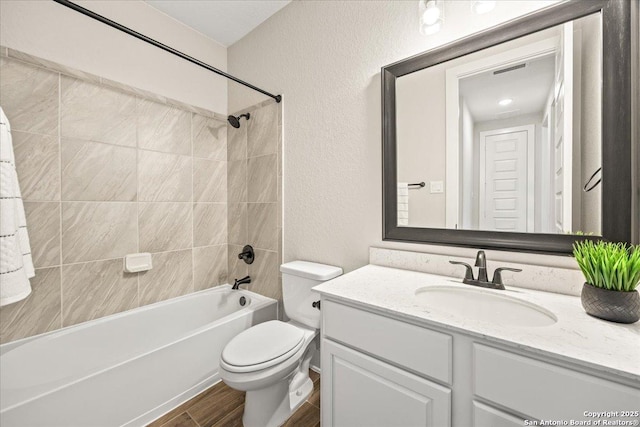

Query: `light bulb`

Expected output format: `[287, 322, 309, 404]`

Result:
[422, 2, 441, 26]
[472, 1, 496, 15]
[498, 98, 513, 106]
[419, 0, 443, 35]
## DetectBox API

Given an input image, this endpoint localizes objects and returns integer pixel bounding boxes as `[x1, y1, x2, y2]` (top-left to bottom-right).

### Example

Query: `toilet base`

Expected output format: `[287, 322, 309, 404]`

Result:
[242, 373, 313, 427]
[220, 322, 318, 427]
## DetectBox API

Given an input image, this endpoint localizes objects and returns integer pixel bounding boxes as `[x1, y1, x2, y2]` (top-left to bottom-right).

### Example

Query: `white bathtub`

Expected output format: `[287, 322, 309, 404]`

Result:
[0, 285, 277, 427]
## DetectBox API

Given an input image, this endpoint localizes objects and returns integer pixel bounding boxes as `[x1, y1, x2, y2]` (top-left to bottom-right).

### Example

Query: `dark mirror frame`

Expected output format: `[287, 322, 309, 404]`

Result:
[382, 0, 637, 255]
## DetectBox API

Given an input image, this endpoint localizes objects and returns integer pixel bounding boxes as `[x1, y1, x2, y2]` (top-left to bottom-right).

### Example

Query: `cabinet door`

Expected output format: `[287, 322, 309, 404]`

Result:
[473, 401, 524, 427]
[322, 339, 451, 427]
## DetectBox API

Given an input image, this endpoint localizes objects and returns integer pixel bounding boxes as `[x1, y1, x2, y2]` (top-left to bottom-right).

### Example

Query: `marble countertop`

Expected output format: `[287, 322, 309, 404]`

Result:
[313, 264, 640, 383]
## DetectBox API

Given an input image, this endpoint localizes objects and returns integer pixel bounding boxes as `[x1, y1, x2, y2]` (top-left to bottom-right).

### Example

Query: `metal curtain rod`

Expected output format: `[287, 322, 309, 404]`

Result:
[52, 0, 282, 103]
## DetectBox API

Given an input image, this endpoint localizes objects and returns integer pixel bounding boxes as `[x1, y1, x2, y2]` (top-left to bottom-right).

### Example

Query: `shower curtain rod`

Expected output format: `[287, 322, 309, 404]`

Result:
[52, 0, 282, 103]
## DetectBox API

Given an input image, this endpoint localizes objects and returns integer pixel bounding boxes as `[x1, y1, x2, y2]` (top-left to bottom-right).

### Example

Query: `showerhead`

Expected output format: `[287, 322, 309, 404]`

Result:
[227, 113, 250, 129]
[227, 115, 239, 128]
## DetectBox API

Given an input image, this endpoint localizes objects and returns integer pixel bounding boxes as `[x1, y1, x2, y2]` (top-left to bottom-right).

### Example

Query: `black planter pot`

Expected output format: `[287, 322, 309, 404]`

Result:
[581, 283, 640, 324]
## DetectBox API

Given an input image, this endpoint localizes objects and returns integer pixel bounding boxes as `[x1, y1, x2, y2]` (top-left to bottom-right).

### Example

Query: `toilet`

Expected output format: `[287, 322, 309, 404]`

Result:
[219, 261, 342, 427]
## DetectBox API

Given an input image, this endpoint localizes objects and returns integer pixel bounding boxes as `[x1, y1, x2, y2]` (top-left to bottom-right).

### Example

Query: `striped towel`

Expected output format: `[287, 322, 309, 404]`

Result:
[397, 183, 409, 226]
[0, 106, 34, 306]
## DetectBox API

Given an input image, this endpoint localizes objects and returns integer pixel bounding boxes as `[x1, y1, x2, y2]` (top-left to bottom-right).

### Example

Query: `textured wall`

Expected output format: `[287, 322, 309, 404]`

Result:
[0, 51, 229, 344]
[227, 101, 283, 312]
[0, 0, 228, 113]
[227, 0, 587, 274]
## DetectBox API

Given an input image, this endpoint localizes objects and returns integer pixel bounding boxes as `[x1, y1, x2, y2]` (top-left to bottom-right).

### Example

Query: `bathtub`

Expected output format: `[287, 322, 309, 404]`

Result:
[0, 285, 277, 427]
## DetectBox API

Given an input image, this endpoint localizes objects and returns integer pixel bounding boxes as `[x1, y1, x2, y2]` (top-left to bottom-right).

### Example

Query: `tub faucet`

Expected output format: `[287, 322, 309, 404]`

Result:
[233, 275, 251, 290]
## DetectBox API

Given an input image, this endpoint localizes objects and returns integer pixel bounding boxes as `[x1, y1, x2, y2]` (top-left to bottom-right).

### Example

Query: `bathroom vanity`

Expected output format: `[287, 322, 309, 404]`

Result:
[313, 258, 640, 427]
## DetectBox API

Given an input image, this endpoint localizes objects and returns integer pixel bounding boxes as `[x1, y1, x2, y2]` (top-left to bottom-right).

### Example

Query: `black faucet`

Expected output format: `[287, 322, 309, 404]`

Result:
[449, 250, 522, 290]
[232, 275, 251, 290]
[475, 250, 488, 283]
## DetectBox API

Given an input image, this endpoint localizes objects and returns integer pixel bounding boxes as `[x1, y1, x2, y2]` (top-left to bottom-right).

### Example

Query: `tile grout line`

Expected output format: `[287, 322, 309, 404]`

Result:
[208, 406, 241, 427]
[246, 151, 278, 160]
[244, 113, 249, 287]
[57, 71, 64, 329]
[135, 96, 140, 309]
[226, 122, 230, 285]
[278, 102, 283, 315]
[191, 113, 195, 294]
[11, 127, 222, 160]
[39, 200, 221, 204]
[276, 104, 282, 309]
[158, 411, 195, 427]
[10, 128, 59, 139]
[56, 244, 222, 268]
[185, 410, 202, 427]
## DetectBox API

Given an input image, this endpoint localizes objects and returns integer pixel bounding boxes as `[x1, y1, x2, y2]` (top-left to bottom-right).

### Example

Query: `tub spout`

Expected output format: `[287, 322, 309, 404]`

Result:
[233, 276, 251, 290]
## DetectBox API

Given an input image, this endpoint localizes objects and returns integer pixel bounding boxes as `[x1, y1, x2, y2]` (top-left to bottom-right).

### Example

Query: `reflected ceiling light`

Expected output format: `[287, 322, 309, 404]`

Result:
[419, 0, 444, 35]
[471, 1, 496, 15]
[498, 98, 513, 106]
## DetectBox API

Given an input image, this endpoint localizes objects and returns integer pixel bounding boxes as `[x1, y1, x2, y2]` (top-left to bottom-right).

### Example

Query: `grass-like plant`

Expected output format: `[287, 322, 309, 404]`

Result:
[573, 241, 640, 292]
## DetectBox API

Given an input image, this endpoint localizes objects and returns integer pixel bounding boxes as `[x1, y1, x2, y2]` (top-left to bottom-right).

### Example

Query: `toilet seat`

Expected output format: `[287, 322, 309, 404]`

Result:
[221, 321, 305, 373]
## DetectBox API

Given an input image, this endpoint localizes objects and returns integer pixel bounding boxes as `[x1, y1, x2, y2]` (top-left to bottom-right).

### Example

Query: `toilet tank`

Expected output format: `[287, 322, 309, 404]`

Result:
[280, 261, 342, 329]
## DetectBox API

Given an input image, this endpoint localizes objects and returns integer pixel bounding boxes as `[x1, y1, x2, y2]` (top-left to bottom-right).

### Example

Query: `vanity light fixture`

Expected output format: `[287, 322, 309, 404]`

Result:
[471, 0, 496, 15]
[498, 98, 513, 106]
[419, 0, 444, 35]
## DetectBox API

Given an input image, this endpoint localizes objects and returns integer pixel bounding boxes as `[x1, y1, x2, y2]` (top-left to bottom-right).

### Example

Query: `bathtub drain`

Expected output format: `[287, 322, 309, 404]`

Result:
[239, 296, 247, 306]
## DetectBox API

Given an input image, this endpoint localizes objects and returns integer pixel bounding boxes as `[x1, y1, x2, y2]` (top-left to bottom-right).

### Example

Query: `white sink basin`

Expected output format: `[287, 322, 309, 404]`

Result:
[414, 285, 557, 327]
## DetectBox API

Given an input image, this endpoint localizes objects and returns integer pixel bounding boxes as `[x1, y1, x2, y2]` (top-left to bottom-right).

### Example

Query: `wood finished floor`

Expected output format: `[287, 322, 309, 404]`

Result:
[147, 370, 320, 427]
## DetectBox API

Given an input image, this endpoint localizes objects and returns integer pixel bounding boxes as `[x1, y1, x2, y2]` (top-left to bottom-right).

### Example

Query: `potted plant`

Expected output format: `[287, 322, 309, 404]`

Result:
[573, 241, 640, 324]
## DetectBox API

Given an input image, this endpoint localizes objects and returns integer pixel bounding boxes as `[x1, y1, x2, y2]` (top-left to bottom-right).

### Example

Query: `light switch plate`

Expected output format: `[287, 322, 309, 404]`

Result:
[430, 181, 444, 193]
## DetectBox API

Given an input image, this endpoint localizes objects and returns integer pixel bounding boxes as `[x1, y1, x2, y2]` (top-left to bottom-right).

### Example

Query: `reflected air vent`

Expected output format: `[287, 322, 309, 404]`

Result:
[495, 109, 521, 119]
[493, 63, 526, 75]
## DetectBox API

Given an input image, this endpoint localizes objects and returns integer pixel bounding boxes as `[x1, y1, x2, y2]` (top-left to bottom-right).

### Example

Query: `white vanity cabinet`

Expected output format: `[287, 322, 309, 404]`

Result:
[321, 300, 452, 427]
[320, 299, 640, 427]
[322, 340, 451, 427]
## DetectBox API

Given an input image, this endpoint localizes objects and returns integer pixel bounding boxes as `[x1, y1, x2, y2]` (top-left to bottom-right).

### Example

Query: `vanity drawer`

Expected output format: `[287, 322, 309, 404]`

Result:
[322, 300, 452, 384]
[473, 344, 640, 420]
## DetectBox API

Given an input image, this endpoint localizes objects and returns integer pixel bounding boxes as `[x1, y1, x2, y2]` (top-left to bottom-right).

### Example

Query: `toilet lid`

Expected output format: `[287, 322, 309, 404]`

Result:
[221, 321, 305, 371]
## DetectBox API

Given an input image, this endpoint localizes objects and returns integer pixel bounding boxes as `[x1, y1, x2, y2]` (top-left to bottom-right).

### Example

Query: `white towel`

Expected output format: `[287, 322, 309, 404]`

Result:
[397, 183, 409, 226]
[0, 106, 34, 306]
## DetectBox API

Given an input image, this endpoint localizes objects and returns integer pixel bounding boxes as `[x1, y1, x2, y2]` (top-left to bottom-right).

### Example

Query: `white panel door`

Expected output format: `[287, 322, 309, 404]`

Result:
[479, 128, 532, 232]
[321, 339, 451, 427]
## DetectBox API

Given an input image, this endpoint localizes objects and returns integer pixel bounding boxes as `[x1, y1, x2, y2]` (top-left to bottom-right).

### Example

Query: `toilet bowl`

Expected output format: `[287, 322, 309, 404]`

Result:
[220, 321, 317, 427]
[219, 261, 342, 427]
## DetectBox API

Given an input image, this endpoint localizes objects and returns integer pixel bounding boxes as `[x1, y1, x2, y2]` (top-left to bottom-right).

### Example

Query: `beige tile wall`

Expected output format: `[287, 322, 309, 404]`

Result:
[227, 101, 283, 312]
[0, 54, 230, 344]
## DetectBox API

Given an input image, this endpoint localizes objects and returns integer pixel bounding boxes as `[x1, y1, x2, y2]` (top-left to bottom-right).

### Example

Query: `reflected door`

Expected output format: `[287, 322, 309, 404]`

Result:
[479, 128, 533, 232]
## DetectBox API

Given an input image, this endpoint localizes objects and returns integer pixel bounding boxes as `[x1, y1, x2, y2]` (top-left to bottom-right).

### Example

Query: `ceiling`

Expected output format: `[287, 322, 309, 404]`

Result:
[459, 54, 555, 123]
[145, 0, 291, 47]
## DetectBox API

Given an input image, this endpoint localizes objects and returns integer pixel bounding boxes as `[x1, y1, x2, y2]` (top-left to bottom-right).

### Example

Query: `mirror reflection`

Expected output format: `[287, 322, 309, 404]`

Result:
[396, 13, 602, 235]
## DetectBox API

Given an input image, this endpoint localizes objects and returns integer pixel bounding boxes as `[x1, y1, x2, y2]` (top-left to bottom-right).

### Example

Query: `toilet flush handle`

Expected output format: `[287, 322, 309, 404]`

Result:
[312, 301, 321, 310]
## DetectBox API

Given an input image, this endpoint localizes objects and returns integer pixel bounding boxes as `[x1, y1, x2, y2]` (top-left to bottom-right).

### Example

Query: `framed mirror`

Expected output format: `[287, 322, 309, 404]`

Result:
[382, 0, 636, 255]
